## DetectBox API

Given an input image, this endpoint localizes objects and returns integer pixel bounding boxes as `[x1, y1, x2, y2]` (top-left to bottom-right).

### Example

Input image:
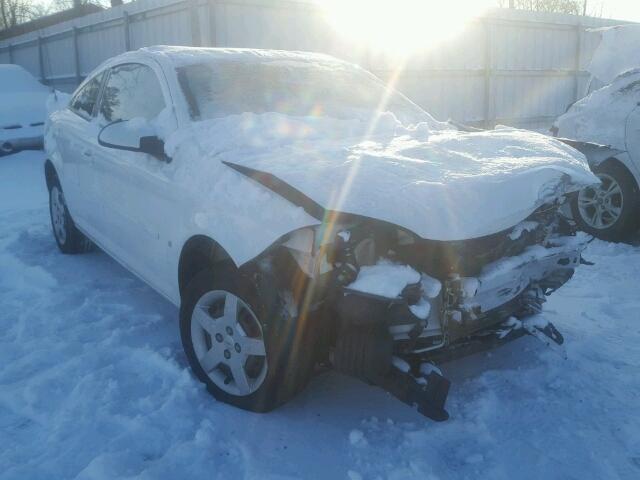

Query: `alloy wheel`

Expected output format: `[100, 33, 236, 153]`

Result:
[190, 290, 268, 396]
[577, 173, 624, 230]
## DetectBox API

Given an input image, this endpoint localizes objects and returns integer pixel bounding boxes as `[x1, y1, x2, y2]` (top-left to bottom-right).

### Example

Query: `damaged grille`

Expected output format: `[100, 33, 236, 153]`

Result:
[396, 203, 571, 278]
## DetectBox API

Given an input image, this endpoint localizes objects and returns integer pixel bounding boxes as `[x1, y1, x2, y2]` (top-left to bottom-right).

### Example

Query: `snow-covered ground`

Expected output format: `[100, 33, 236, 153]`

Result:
[1, 150, 639, 480]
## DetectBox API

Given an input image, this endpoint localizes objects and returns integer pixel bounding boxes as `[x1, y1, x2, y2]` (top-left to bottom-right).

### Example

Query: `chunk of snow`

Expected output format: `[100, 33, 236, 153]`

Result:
[391, 356, 411, 373]
[419, 362, 442, 377]
[509, 221, 539, 240]
[460, 277, 480, 298]
[409, 298, 431, 320]
[420, 274, 442, 299]
[347, 259, 420, 298]
[337, 230, 351, 242]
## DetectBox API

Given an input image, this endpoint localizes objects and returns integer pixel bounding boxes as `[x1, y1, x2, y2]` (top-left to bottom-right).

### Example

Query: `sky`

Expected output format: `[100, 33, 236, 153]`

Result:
[319, 0, 640, 56]
[584, 0, 640, 21]
[37, 1, 640, 22]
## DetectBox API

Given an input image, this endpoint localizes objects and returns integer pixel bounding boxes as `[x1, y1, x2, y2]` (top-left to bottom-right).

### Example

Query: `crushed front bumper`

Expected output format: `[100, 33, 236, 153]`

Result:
[444, 233, 590, 341]
[332, 233, 590, 421]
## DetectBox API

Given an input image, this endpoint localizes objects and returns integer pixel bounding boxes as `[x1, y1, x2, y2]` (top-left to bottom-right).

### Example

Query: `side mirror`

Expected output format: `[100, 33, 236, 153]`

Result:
[98, 119, 170, 162]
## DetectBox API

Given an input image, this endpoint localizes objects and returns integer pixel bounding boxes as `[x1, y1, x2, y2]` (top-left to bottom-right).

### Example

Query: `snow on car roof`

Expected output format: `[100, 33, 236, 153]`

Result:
[588, 24, 640, 85]
[0, 64, 48, 92]
[141, 45, 351, 69]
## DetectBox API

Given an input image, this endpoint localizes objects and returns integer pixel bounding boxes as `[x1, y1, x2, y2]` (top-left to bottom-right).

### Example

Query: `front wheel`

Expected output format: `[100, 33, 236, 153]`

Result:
[180, 268, 315, 413]
[571, 163, 640, 241]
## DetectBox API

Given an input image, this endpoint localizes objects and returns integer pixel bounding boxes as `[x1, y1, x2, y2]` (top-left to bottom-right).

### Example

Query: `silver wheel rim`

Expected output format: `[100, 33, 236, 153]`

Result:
[578, 173, 624, 230]
[50, 186, 67, 244]
[191, 290, 268, 396]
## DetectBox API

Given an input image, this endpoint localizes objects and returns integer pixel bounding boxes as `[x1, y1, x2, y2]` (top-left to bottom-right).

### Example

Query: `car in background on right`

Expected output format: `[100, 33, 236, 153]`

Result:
[552, 25, 640, 241]
[0, 64, 49, 155]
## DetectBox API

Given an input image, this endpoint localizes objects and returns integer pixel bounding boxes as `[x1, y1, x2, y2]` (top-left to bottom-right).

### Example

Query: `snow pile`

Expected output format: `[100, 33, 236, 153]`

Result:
[556, 69, 640, 151]
[2, 151, 640, 479]
[588, 24, 640, 85]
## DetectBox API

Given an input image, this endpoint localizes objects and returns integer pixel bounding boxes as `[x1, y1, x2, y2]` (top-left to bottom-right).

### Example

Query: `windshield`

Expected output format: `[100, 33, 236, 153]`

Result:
[176, 61, 431, 125]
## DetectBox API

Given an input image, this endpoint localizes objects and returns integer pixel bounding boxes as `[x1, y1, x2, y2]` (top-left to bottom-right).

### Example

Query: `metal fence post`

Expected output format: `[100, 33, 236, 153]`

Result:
[7, 43, 12, 63]
[73, 27, 81, 84]
[37, 35, 46, 83]
[123, 11, 131, 51]
[190, 0, 202, 47]
[208, 0, 217, 47]
[483, 19, 493, 129]
[574, 22, 582, 102]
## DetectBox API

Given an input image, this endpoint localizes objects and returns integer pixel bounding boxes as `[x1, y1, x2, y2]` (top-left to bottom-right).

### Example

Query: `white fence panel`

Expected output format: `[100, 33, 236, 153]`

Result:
[0, 0, 632, 129]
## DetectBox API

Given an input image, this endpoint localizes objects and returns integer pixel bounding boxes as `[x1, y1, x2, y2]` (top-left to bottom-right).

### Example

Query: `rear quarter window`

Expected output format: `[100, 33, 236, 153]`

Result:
[70, 71, 106, 120]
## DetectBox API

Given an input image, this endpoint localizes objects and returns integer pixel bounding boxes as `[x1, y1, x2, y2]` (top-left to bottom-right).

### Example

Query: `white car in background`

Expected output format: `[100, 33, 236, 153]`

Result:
[553, 25, 640, 241]
[0, 64, 49, 155]
[45, 46, 597, 421]
[554, 71, 640, 241]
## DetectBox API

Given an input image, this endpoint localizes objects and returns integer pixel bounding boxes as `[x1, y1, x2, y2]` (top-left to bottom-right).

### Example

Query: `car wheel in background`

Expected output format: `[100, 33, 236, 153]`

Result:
[180, 267, 315, 413]
[571, 162, 640, 241]
[49, 181, 92, 254]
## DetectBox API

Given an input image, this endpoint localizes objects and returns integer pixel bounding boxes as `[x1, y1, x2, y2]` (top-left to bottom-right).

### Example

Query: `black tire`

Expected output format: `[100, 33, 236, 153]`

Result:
[571, 162, 640, 241]
[180, 267, 315, 413]
[48, 178, 92, 254]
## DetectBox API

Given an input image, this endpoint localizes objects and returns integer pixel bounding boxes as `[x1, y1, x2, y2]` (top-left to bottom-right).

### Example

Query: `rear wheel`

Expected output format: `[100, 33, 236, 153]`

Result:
[49, 180, 92, 254]
[180, 268, 315, 412]
[571, 163, 640, 241]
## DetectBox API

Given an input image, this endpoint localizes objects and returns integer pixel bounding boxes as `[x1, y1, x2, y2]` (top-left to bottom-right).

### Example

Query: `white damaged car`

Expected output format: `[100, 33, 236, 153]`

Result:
[45, 46, 597, 420]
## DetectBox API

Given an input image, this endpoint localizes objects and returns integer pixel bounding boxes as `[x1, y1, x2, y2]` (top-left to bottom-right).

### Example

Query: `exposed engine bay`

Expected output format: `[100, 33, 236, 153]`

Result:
[248, 197, 590, 421]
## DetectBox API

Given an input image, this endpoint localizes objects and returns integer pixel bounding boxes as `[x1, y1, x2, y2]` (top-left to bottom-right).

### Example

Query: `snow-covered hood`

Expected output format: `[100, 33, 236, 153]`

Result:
[0, 91, 48, 128]
[166, 114, 598, 242]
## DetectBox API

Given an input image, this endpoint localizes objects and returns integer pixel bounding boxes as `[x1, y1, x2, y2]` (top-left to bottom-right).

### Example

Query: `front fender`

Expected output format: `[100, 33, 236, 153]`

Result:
[556, 138, 622, 167]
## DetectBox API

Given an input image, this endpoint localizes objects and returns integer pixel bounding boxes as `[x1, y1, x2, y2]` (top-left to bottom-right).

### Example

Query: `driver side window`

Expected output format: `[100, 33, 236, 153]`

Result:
[99, 63, 166, 124]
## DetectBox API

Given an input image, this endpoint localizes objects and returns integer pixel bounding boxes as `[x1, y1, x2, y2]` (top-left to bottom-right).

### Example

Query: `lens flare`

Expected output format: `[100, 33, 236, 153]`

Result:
[321, 0, 491, 55]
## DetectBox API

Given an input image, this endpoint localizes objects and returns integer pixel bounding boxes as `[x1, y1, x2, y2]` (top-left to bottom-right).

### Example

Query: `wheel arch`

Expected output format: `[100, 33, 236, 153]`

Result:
[44, 159, 58, 191]
[178, 235, 237, 301]
[597, 156, 640, 194]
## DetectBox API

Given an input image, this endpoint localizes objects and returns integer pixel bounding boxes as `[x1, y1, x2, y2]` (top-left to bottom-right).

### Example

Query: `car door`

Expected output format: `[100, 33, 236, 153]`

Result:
[55, 71, 106, 231]
[624, 105, 640, 179]
[91, 61, 179, 297]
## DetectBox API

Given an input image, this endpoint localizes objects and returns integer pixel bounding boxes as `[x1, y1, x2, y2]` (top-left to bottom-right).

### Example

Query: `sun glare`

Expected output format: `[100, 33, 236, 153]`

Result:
[321, 0, 492, 55]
